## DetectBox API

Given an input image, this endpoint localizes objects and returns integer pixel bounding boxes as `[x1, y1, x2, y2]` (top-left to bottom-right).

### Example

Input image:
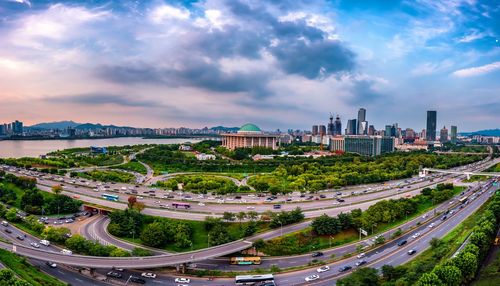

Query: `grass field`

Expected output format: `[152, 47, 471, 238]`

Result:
[114, 161, 148, 174]
[0, 249, 66, 286]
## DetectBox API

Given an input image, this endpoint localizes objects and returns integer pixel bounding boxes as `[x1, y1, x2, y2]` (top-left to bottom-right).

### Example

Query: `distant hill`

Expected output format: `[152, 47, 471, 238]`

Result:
[75, 123, 135, 130]
[210, 126, 240, 132]
[460, 129, 500, 136]
[28, 121, 81, 130]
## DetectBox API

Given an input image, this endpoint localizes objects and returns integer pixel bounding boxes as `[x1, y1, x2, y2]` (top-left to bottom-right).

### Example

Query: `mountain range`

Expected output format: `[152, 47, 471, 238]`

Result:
[459, 129, 500, 137]
[27, 121, 240, 131]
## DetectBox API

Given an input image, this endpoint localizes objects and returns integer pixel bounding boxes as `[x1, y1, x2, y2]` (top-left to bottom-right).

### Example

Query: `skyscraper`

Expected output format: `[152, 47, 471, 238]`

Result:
[368, 125, 375, 136]
[327, 114, 334, 135]
[312, 125, 319, 136]
[450, 126, 457, 144]
[319, 125, 326, 136]
[334, 115, 342, 135]
[426, 111, 437, 141]
[357, 108, 367, 135]
[345, 119, 357, 135]
[440, 126, 449, 143]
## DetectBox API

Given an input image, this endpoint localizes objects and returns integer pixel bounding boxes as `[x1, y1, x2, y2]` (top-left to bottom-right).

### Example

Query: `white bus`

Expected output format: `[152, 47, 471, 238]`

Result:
[235, 274, 274, 285]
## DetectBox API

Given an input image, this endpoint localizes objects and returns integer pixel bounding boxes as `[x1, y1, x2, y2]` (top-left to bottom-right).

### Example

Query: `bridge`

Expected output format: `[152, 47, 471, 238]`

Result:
[421, 168, 500, 180]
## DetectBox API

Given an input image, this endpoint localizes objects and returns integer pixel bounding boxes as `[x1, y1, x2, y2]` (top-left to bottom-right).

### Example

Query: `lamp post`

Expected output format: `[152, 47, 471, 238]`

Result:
[329, 236, 334, 248]
[207, 234, 210, 248]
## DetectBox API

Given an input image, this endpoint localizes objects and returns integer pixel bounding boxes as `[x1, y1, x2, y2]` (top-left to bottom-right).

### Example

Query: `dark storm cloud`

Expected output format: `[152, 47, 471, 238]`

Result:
[95, 0, 356, 97]
[45, 93, 161, 108]
[347, 79, 386, 105]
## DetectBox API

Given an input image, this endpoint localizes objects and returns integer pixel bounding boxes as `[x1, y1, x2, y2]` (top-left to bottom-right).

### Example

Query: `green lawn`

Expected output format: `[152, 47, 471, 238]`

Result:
[114, 161, 148, 174]
[486, 163, 500, 172]
[0, 249, 66, 286]
[77, 169, 136, 183]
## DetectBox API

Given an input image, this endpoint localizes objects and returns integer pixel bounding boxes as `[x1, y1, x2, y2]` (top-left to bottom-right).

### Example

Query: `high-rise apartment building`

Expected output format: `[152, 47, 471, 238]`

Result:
[319, 125, 326, 136]
[334, 115, 342, 135]
[312, 125, 319, 136]
[426, 111, 437, 141]
[327, 114, 334, 135]
[450, 126, 457, 144]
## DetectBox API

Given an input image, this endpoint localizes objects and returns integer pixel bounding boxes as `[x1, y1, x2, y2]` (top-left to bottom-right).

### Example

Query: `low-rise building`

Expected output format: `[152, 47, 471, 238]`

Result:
[221, 123, 278, 150]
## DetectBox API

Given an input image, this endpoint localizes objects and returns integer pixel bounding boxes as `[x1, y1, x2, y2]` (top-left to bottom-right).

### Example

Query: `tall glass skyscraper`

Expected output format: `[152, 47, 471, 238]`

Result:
[357, 108, 366, 135]
[426, 111, 437, 141]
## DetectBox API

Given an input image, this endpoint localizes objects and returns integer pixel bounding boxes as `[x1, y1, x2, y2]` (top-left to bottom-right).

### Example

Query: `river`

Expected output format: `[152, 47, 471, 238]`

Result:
[0, 137, 202, 158]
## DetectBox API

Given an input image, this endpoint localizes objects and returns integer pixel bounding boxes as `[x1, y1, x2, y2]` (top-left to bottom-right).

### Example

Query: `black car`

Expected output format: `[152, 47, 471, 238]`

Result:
[355, 260, 367, 267]
[106, 271, 123, 278]
[5, 229, 12, 233]
[397, 240, 407, 246]
[129, 276, 146, 284]
[441, 215, 448, 221]
[319, 194, 326, 199]
[273, 204, 281, 209]
[16, 235, 25, 241]
[408, 249, 417, 255]
[312, 252, 324, 257]
[338, 265, 352, 272]
[336, 198, 345, 203]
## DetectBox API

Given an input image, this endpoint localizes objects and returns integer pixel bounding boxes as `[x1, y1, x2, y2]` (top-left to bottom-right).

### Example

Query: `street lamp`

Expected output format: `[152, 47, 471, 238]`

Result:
[207, 233, 210, 248]
[329, 236, 334, 248]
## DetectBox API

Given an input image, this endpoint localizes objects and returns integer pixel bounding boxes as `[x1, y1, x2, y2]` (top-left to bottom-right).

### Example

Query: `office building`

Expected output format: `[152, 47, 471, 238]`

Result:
[222, 123, 278, 150]
[312, 125, 319, 136]
[357, 108, 366, 135]
[329, 136, 345, 152]
[426, 111, 437, 141]
[12, 120, 23, 134]
[450, 126, 457, 144]
[344, 135, 394, 156]
[368, 125, 375, 136]
[345, 119, 357, 135]
[385, 125, 392, 137]
[440, 126, 449, 143]
[334, 115, 342, 135]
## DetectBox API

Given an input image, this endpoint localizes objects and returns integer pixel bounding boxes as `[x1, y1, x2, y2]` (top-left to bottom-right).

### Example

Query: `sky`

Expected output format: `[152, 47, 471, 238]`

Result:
[0, 0, 499, 132]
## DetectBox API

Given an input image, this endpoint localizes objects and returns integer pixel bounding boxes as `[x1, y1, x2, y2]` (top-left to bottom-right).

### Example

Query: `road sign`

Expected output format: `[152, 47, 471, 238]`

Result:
[359, 228, 368, 236]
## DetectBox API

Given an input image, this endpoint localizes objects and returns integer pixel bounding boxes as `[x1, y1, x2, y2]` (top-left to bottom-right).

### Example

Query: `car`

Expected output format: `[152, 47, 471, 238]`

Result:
[316, 266, 330, 273]
[106, 271, 123, 278]
[305, 274, 320, 282]
[129, 276, 146, 284]
[273, 204, 281, 209]
[311, 252, 324, 257]
[428, 223, 435, 228]
[441, 215, 448, 221]
[40, 240, 50, 246]
[397, 240, 407, 246]
[246, 206, 255, 209]
[61, 249, 72, 255]
[30, 242, 40, 248]
[319, 194, 326, 199]
[408, 249, 417, 255]
[338, 265, 352, 272]
[1, 221, 8, 227]
[141, 272, 157, 279]
[336, 198, 345, 203]
[175, 277, 190, 283]
[355, 260, 367, 267]
[422, 214, 428, 219]
[46, 261, 57, 268]
[411, 232, 421, 239]
[4, 229, 12, 233]
[16, 235, 25, 241]
[198, 202, 205, 206]
[357, 253, 366, 259]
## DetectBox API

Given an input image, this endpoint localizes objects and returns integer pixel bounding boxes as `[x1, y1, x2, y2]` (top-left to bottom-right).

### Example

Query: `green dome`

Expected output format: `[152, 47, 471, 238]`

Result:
[238, 123, 262, 133]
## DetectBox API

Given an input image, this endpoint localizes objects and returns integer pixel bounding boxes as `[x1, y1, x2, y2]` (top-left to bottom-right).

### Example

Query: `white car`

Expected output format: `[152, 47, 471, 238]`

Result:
[198, 202, 205, 206]
[428, 223, 435, 228]
[39, 240, 50, 246]
[412, 232, 421, 239]
[305, 274, 320, 282]
[141, 272, 157, 279]
[316, 266, 330, 273]
[175, 277, 190, 283]
[246, 206, 255, 209]
[30, 242, 40, 248]
[357, 253, 366, 259]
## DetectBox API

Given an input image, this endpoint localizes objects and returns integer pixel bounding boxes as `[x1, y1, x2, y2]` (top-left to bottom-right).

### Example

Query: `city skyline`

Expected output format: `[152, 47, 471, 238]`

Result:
[0, 0, 499, 131]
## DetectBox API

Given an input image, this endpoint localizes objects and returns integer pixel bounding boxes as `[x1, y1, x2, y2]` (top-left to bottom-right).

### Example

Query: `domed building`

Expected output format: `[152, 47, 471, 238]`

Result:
[222, 123, 278, 150]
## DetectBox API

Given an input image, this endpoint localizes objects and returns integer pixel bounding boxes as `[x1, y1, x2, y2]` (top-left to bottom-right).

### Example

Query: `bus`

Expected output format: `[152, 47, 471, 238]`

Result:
[171, 202, 191, 209]
[459, 196, 468, 204]
[230, 257, 262, 265]
[235, 274, 274, 285]
[102, 194, 119, 201]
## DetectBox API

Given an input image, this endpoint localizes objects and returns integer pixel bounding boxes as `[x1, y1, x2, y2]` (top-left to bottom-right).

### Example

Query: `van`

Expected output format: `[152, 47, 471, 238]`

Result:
[39, 240, 50, 246]
[1, 221, 9, 227]
[61, 249, 72, 255]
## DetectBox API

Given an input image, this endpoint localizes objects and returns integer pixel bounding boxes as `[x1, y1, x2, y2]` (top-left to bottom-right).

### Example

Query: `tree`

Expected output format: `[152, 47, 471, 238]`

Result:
[451, 252, 478, 283]
[415, 272, 444, 286]
[236, 212, 247, 226]
[24, 215, 45, 234]
[127, 196, 137, 208]
[65, 234, 88, 254]
[109, 248, 130, 257]
[20, 189, 44, 214]
[247, 211, 259, 221]
[337, 268, 380, 286]
[140, 222, 167, 247]
[5, 208, 19, 222]
[222, 211, 236, 222]
[51, 185, 63, 195]
[208, 224, 231, 246]
[43, 227, 71, 243]
[132, 201, 145, 213]
[253, 239, 265, 252]
[432, 265, 462, 286]
[0, 204, 6, 218]
[311, 214, 340, 235]
[381, 265, 407, 281]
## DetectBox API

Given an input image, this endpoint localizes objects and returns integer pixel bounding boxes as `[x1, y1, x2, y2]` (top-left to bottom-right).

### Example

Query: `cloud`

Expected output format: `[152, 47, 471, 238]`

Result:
[452, 62, 500, 77]
[411, 59, 454, 76]
[44, 93, 161, 108]
[8, 0, 31, 7]
[458, 29, 487, 43]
